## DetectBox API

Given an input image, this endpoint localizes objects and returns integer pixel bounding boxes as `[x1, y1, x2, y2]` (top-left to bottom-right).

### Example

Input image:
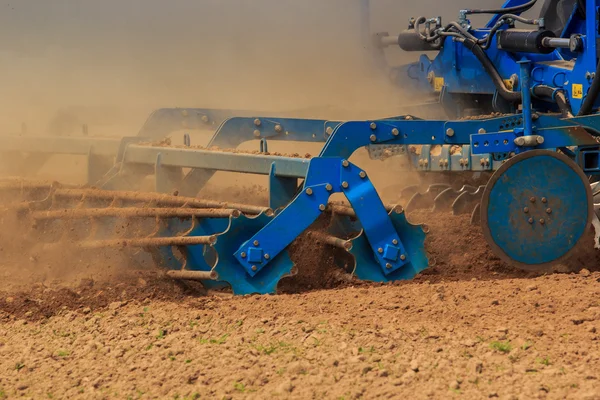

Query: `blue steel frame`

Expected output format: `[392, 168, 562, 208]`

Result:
[395, 0, 600, 117]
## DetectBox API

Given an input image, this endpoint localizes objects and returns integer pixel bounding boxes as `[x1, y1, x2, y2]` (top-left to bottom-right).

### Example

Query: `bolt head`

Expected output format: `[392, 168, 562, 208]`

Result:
[325, 184, 333, 191]
[342, 160, 349, 167]
[392, 239, 398, 245]
[523, 207, 529, 213]
[241, 252, 247, 258]
[201, 115, 209, 123]
[359, 171, 366, 179]
[342, 181, 349, 189]
[400, 254, 406, 261]
[254, 118, 261, 126]
[378, 247, 383, 254]
[480, 159, 485, 166]
[253, 240, 259, 246]
[306, 188, 313, 195]
[546, 208, 552, 214]
[319, 204, 326, 211]
[478, 128, 486, 134]
[370, 134, 377, 142]
[392, 128, 399, 136]
[251, 265, 258, 271]
[446, 128, 455, 137]
[540, 218, 545, 224]
[264, 254, 270, 260]
[275, 124, 283, 133]
[541, 197, 547, 203]
[386, 263, 392, 269]
[528, 218, 534, 224]
[530, 197, 536, 203]
[326, 126, 333, 135]
[405, 116, 413, 120]
[253, 129, 261, 137]
[370, 122, 377, 130]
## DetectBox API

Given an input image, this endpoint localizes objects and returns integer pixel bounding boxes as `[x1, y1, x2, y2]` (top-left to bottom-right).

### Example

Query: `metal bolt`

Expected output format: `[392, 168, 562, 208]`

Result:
[392, 128, 399, 136]
[370, 122, 377, 130]
[306, 188, 313, 195]
[359, 171, 366, 179]
[446, 128, 455, 137]
[546, 208, 552, 214]
[378, 247, 384, 254]
[241, 252, 247, 258]
[386, 263, 392, 269]
[523, 207, 529, 213]
[392, 239, 398, 245]
[405, 115, 413, 120]
[325, 184, 333, 191]
[254, 118, 261, 126]
[201, 115, 209, 123]
[528, 218, 534, 224]
[530, 197, 536, 203]
[253, 240, 259, 246]
[400, 254, 406, 261]
[478, 128, 486, 134]
[423, 159, 428, 166]
[251, 265, 258, 271]
[370, 134, 377, 142]
[444, 159, 449, 167]
[253, 129, 260, 137]
[480, 159, 485, 166]
[540, 218, 545, 225]
[541, 197, 547, 203]
[342, 160, 349, 167]
[274, 124, 283, 133]
[342, 181, 349, 189]
[418, 159, 424, 167]
[439, 160, 444, 167]
[319, 204, 326, 211]
[264, 254, 270, 260]
[326, 126, 333, 135]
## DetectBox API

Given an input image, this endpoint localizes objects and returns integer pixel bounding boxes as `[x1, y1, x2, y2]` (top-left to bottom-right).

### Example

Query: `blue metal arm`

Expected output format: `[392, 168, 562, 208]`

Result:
[233, 157, 410, 277]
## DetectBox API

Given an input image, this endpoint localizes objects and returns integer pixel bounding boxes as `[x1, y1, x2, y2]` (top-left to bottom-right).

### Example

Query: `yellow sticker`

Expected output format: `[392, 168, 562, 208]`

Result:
[573, 83, 583, 99]
[503, 79, 514, 91]
[434, 77, 445, 92]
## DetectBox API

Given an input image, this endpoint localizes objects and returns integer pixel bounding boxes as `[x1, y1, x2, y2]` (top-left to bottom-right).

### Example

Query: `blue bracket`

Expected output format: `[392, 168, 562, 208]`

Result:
[470, 131, 517, 155]
[268, 162, 298, 211]
[233, 157, 410, 277]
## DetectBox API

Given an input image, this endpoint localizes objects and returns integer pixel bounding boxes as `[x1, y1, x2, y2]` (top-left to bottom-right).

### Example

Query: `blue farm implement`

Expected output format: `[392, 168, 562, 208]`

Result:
[2, 0, 600, 294]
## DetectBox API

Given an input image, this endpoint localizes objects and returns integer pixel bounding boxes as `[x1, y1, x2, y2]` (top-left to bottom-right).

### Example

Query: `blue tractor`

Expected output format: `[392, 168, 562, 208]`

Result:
[2, 0, 599, 294]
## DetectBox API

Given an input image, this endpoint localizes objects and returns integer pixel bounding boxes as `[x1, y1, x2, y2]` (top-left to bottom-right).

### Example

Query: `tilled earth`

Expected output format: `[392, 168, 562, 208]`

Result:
[1, 210, 600, 399]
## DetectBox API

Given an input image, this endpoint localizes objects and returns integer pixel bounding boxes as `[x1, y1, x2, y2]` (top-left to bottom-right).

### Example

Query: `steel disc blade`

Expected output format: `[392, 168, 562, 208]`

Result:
[481, 150, 593, 271]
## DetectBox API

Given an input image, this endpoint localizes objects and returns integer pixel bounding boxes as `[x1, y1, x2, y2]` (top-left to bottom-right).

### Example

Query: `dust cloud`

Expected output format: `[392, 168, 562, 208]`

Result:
[0, 0, 518, 136]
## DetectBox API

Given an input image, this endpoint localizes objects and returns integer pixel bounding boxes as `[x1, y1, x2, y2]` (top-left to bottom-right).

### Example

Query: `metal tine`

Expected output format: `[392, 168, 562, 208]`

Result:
[30, 207, 241, 220]
[327, 203, 396, 218]
[308, 231, 353, 251]
[54, 188, 272, 216]
[77, 235, 217, 249]
[166, 270, 219, 281]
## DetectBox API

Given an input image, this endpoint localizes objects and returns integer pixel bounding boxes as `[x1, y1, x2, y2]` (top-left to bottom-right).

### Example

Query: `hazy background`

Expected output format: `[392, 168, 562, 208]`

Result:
[0, 0, 539, 134]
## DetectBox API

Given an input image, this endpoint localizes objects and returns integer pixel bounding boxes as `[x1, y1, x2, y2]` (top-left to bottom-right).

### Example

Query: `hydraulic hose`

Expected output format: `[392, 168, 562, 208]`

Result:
[577, 58, 600, 116]
[462, 39, 573, 117]
[464, 0, 537, 15]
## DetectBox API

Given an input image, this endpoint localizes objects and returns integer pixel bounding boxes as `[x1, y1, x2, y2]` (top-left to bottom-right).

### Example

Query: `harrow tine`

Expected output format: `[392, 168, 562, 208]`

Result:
[432, 185, 478, 212]
[405, 184, 451, 212]
[470, 203, 481, 225]
[29, 207, 240, 220]
[54, 189, 271, 216]
[78, 235, 217, 249]
[166, 270, 219, 281]
[451, 185, 486, 215]
[308, 231, 353, 250]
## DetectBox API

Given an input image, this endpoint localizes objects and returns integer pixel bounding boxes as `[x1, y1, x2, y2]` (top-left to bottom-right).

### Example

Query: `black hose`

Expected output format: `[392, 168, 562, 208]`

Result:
[534, 85, 573, 117]
[462, 39, 521, 102]
[464, 0, 537, 15]
[462, 39, 574, 117]
[578, 58, 600, 116]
